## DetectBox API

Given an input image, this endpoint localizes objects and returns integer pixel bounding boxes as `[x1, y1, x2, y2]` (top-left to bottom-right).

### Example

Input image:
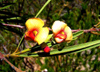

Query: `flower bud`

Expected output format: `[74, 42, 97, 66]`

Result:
[43, 46, 50, 53]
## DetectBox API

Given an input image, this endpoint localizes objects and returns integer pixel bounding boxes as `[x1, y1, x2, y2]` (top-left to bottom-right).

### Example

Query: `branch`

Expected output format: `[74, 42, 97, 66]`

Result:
[72, 28, 100, 33]
[1, 23, 25, 29]
[0, 52, 25, 72]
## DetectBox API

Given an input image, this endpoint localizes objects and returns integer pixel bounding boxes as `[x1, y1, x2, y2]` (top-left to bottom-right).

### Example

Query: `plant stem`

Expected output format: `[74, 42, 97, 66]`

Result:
[5, 41, 100, 58]
[12, 0, 51, 54]
[2, 23, 24, 29]
[12, 33, 25, 54]
[0, 52, 24, 71]
[72, 28, 100, 33]
[35, 0, 51, 18]
[14, 48, 31, 55]
[4, 58, 25, 72]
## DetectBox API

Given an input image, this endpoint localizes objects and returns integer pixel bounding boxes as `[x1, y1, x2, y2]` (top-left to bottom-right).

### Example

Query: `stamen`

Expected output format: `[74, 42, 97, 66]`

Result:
[28, 29, 39, 41]
[55, 34, 66, 39]
[55, 30, 67, 39]
[33, 30, 38, 36]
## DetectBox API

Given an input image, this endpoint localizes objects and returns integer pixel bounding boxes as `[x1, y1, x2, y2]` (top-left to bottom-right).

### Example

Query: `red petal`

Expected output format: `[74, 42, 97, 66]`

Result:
[24, 34, 32, 40]
[29, 32, 35, 41]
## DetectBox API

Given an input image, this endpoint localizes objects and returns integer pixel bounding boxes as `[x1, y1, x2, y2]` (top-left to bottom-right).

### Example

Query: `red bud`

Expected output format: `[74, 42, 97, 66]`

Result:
[43, 46, 50, 53]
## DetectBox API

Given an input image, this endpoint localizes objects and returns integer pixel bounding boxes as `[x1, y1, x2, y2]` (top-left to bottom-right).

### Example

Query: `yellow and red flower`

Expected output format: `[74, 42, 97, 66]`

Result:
[24, 18, 49, 45]
[52, 21, 72, 43]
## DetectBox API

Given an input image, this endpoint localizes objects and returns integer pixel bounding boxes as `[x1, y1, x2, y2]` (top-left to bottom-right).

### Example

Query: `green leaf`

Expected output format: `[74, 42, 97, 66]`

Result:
[0, 5, 11, 10]
[49, 40, 100, 55]
[6, 17, 21, 20]
[18, 40, 100, 57]
[73, 30, 84, 39]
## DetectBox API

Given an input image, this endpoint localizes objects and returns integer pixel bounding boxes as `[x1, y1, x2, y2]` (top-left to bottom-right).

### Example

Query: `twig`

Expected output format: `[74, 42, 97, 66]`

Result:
[72, 28, 100, 33]
[4, 58, 25, 72]
[0, 52, 25, 72]
[49, 27, 100, 33]
[72, 29, 92, 33]
[2, 23, 24, 29]
[2, 23, 100, 33]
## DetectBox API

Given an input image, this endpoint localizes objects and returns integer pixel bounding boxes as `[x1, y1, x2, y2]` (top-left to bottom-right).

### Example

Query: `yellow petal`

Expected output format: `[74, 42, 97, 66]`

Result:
[25, 18, 44, 30]
[34, 27, 49, 45]
[52, 21, 67, 35]
[64, 26, 73, 43]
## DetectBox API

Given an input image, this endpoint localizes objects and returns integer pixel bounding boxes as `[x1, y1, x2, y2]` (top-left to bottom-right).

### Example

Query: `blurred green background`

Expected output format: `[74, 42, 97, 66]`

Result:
[0, 0, 100, 72]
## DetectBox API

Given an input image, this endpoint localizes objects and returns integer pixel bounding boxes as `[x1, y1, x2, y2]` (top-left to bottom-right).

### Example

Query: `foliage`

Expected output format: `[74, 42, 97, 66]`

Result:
[0, 0, 100, 72]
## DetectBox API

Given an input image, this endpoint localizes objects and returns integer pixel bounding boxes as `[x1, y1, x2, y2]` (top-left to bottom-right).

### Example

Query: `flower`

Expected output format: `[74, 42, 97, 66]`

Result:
[52, 20, 72, 43]
[25, 18, 49, 45]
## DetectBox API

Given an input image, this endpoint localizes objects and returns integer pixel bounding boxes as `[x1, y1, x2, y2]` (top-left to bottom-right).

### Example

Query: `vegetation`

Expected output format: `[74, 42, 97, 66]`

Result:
[0, 0, 100, 72]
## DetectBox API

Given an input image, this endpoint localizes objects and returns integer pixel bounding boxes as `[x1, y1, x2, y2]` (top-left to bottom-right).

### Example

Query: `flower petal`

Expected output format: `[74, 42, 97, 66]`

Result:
[25, 28, 40, 41]
[64, 26, 73, 43]
[25, 18, 44, 30]
[52, 21, 67, 35]
[24, 32, 32, 40]
[55, 38, 64, 43]
[34, 27, 49, 45]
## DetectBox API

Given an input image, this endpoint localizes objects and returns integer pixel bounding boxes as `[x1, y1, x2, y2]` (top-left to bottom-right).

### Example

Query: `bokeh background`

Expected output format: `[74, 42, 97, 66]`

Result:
[0, 0, 100, 72]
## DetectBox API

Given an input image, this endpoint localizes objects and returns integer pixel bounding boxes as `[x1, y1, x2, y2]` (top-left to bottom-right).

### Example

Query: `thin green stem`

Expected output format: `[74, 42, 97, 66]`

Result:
[35, 0, 51, 18]
[12, 0, 51, 54]
[14, 48, 31, 55]
[13, 33, 25, 54]
[7, 41, 100, 58]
